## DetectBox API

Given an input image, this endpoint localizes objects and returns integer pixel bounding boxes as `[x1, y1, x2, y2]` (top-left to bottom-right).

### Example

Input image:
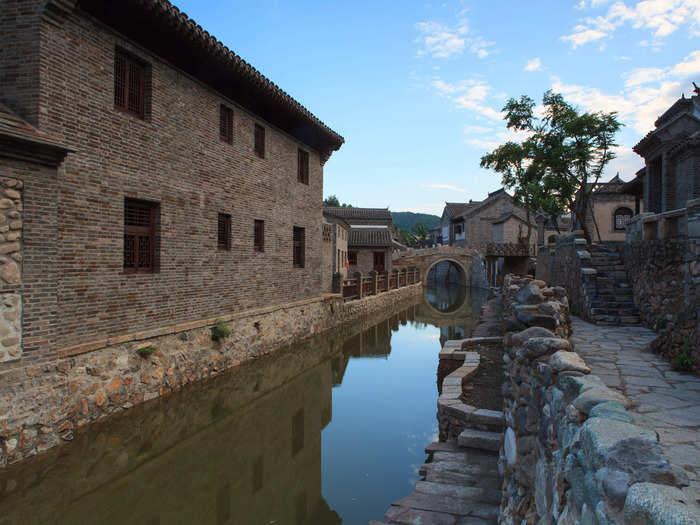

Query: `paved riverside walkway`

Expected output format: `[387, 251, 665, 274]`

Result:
[570, 317, 700, 505]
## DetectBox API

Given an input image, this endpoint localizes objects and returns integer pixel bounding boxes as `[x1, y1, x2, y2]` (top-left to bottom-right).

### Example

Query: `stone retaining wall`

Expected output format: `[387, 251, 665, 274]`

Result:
[0, 284, 422, 468]
[621, 238, 699, 374]
[499, 274, 698, 524]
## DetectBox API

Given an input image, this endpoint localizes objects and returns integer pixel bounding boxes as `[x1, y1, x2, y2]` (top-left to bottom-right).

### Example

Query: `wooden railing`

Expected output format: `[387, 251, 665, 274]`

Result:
[337, 267, 420, 301]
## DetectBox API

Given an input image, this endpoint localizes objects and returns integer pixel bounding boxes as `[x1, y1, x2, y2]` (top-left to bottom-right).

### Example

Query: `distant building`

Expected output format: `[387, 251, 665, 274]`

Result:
[321, 212, 350, 293]
[323, 208, 393, 274]
[585, 175, 639, 242]
[429, 225, 441, 245]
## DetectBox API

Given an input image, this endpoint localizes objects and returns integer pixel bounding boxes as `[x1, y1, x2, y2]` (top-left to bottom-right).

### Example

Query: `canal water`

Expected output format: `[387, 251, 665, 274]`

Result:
[0, 283, 487, 525]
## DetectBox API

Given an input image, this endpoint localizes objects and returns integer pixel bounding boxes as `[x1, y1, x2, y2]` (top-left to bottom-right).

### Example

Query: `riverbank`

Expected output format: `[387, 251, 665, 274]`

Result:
[0, 284, 422, 468]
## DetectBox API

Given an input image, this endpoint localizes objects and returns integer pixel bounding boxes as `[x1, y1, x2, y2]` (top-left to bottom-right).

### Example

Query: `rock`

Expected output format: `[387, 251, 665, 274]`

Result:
[573, 387, 628, 414]
[3, 189, 19, 200]
[589, 401, 635, 424]
[558, 374, 605, 398]
[623, 482, 700, 525]
[0, 199, 13, 209]
[516, 311, 558, 330]
[0, 242, 19, 255]
[94, 389, 107, 407]
[1, 336, 19, 347]
[537, 301, 562, 315]
[595, 467, 631, 509]
[580, 418, 658, 471]
[1, 261, 20, 284]
[530, 279, 547, 288]
[511, 326, 554, 347]
[504, 427, 516, 465]
[519, 337, 571, 360]
[550, 351, 591, 374]
[516, 283, 546, 305]
[504, 316, 526, 332]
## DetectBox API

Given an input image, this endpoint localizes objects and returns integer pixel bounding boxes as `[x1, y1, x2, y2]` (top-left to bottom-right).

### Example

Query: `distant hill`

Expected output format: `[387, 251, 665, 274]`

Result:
[391, 211, 440, 231]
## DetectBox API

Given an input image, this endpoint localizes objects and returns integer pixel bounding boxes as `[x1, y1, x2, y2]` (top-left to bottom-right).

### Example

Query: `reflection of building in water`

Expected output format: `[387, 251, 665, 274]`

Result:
[426, 260, 467, 287]
[425, 282, 468, 313]
[420, 284, 490, 347]
[0, 342, 342, 525]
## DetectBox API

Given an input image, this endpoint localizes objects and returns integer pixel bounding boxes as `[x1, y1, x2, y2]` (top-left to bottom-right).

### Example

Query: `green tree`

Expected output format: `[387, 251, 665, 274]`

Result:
[411, 222, 429, 241]
[323, 195, 340, 207]
[482, 91, 622, 243]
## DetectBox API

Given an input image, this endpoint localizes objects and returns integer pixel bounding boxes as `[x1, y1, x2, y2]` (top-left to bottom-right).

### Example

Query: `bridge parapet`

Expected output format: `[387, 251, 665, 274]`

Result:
[392, 245, 482, 287]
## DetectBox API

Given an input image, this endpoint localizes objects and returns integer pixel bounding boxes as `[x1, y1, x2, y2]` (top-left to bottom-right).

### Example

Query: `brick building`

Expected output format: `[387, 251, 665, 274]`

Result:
[321, 211, 349, 293]
[323, 207, 393, 275]
[0, 0, 343, 365]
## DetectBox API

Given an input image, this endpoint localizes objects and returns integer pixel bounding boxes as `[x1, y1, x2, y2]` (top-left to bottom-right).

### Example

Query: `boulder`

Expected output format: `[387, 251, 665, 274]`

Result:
[623, 482, 700, 525]
[518, 337, 571, 360]
[516, 283, 546, 305]
[550, 351, 591, 374]
[510, 326, 555, 347]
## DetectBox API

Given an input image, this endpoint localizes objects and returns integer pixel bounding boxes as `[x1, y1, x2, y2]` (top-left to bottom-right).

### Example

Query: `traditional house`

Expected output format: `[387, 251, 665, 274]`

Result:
[584, 175, 639, 242]
[633, 89, 700, 215]
[439, 202, 474, 246]
[323, 207, 393, 274]
[429, 225, 441, 245]
[0, 0, 343, 365]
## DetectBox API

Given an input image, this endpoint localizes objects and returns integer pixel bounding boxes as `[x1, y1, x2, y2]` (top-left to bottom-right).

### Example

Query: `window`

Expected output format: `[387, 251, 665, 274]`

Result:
[220, 105, 233, 144]
[124, 198, 157, 273]
[254, 219, 264, 252]
[254, 124, 265, 158]
[218, 213, 231, 250]
[348, 251, 358, 265]
[454, 223, 463, 235]
[114, 48, 148, 119]
[293, 227, 305, 268]
[297, 149, 309, 184]
[614, 207, 633, 230]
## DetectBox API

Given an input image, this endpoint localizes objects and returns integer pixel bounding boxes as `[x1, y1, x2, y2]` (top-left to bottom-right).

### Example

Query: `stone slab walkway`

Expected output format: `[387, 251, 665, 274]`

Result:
[571, 317, 700, 506]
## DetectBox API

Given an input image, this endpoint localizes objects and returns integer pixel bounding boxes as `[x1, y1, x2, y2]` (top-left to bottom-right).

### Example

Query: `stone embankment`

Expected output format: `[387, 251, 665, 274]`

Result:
[499, 274, 700, 525]
[0, 283, 422, 468]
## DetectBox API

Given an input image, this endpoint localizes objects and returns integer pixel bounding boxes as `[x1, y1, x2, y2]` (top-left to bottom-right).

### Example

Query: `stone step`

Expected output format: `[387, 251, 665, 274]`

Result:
[590, 307, 638, 315]
[590, 301, 637, 308]
[415, 481, 502, 505]
[458, 429, 502, 452]
[385, 505, 494, 525]
[422, 466, 502, 490]
[389, 493, 500, 521]
[469, 408, 505, 431]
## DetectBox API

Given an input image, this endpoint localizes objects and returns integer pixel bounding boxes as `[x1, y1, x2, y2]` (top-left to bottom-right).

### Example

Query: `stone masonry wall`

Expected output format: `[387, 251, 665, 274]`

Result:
[499, 274, 698, 525]
[0, 283, 422, 467]
[620, 238, 699, 374]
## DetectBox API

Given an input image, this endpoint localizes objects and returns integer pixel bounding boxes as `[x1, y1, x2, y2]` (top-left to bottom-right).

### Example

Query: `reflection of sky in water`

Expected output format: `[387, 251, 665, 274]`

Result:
[322, 286, 477, 524]
[425, 283, 467, 313]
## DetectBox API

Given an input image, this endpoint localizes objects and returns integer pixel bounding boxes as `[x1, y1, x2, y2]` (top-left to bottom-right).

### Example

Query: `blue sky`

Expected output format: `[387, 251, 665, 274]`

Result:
[175, 0, 699, 215]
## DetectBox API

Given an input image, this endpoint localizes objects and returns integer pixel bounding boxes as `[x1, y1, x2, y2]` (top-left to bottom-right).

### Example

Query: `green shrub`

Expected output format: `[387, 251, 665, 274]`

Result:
[136, 345, 157, 358]
[330, 301, 336, 314]
[672, 339, 694, 372]
[570, 305, 579, 316]
[210, 320, 231, 341]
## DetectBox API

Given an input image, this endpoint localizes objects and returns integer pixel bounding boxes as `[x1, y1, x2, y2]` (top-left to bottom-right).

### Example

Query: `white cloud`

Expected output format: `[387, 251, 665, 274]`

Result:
[415, 16, 494, 59]
[623, 67, 665, 87]
[671, 50, 700, 76]
[524, 57, 543, 72]
[431, 78, 503, 120]
[562, 0, 700, 49]
[575, 1, 587, 10]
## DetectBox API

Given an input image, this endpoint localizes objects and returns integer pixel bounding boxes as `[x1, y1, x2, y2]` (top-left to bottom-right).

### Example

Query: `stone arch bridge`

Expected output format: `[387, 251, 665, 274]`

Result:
[392, 246, 487, 288]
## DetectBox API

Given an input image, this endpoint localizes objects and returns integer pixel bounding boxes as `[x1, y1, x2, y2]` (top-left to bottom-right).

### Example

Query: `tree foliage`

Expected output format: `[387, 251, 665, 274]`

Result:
[323, 195, 352, 207]
[411, 222, 429, 240]
[481, 91, 622, 243]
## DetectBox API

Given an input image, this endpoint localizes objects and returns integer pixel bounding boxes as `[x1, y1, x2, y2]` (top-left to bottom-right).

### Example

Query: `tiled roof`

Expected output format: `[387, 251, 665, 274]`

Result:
[0, 104, 71, 165]
[349, 228, 392, 248]
[444, 203, 470, 218]
[455, 188, 511, 220]
[0, 104, 66, 149]
[323, 207, 392, 222]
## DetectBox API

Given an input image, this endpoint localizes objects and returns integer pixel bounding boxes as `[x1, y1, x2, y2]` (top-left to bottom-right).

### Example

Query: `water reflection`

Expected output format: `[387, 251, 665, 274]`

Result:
[0, 285, 485, 525]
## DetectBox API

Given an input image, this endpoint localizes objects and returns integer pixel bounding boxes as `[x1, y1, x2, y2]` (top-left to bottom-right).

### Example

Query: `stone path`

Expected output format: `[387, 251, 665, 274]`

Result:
[571, 316, 700, 506]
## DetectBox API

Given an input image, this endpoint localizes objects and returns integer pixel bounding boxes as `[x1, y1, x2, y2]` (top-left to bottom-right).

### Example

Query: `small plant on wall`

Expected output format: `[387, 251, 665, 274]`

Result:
[210, 319, 231, 341]
[672, 339, 694, 372]
[136, 345, 157, 358]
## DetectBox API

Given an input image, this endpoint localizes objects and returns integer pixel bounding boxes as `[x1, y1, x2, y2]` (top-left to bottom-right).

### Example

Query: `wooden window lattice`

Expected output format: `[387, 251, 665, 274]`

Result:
[293, 227, 305, 268]
[614, 208, 633, 230]
[254, 124, 265, 158]
[348, 251, 358, 265]
[124, 198, 156, 273]
[218, 213, 231, 250]
[298, 149, 309, 184]
[254, 219, 265, 252]
[220, 105, 233, 143]
[115, 49, 146, 119]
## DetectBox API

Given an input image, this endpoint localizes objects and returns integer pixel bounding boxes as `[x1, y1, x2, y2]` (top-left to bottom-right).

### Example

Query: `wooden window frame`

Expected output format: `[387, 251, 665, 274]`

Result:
[114, 48, 148, 119]
[254, 219, 265, 252]
[348, 251, 358, 266]
[218, 213, 231, 251]
[297, 148, 309, 184]
[293, 226, 305, 268]
[254, 124, 265, 158]
[124, 198, 158, 274]
[220, 104, 233, 144]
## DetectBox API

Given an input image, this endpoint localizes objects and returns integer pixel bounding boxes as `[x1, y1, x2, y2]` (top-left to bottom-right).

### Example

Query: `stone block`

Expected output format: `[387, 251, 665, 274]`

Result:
[579, 418, 658, 471]
[550, 351, 591, 374]
[509, 326, 555, 347]
[623, 482, 700, 525]
[518, 337, 571, 360]
[573, 387, 629, 414]
[517, 283, 546, 305]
